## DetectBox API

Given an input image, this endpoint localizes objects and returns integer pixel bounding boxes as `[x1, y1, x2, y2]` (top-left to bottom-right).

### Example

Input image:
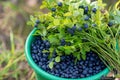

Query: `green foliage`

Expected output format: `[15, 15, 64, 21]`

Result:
[28, 0, 120, 71]
[55, 56, 60, 62]
[48, 61, 54, 69]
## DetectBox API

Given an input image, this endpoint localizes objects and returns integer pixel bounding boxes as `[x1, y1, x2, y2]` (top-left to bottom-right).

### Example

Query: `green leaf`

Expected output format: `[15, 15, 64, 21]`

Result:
[42, 27, 47, 36]
[77, 53, 81, 60]
[47, 24, 54, 30]
[63, 18, 72, 25]
[64, 12, 72, 17]
[48, 35, 59, 45]
[69, 5, 74, 11]
[58, 46, 64, 51]
[48, 61, 54, 69]
[55, 56, 60, 62]
[73, 10, 80, 17]
[64, 46, 74, 55]
[81, 53, 86, 60]
[53, 19, 60, 26]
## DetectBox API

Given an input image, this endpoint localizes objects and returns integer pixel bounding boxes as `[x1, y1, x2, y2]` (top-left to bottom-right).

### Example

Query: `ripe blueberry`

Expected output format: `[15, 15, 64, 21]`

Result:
[92, 8, 97, 13]
[72, 24, 77, 31]
[58, 2, 62, 7]
[35, 20, 40, 24]
[84, 16, 89, 21]
[67, 28, 74, 36]
[84, 24, 89, 28]
[51, 8, 56, 12]
[84, 6, 88, 14]
[108, 21, 113, 27]
[78, 27, 82, 31]
[60, 39, 66, 46]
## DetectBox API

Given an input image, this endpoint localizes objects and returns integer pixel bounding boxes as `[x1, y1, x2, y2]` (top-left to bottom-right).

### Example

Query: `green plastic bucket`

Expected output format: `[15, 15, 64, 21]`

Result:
[25, 28, 110, 80]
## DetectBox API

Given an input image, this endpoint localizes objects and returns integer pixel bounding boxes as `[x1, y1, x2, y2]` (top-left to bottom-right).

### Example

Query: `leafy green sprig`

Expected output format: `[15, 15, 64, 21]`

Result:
[27, 0, 120, 71]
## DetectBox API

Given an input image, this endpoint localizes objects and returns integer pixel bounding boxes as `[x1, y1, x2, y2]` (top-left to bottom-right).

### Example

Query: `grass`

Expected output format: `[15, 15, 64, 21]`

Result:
[0, 32, 35, 80]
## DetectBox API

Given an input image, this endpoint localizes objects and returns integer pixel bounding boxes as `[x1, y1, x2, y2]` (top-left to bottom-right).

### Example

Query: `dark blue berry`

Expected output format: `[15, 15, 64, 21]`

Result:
[80, 74, 85, 78]
[84, 24, 89, 28]
[32, 54, 36, 59]
[60, 39, 66, 46]
[72, 24, 76, 31]
[108, 21, 113, 27]
[84, 6, 88, 14]
[36, 20, 40, 24]
[32, 50, 37, 54]
[51, 8, 56, 12]
[78, 27, 82, 31]
[84, 16, 89, 21]
[45, 42, 50, 48]
[67, 28, 74, 36]
[58, 2, 62, 7]
[92, 24, 97, 27]
[92, 8, 97, 13]
[39, 46, 44, 50]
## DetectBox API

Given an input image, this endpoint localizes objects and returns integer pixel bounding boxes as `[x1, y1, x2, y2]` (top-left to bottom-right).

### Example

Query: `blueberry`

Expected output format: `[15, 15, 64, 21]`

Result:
[39, 46, 44, 50]
[51, 8, 56, 12]
[61, 56, 66, 60]
[43, 40, 48, 44]
[34, 23, 38, 27]
[88, 63, 93, 67]
[36, 55, 40, 61]
[61, 64, 67, 70]
[45, 42, 50, 48]
[84, 6, 89, 14]
[72, 24, 76, 31]
[32, 46, 37, 50]
[78, 27, 82, 31]
[55, 64, 60, 69]
[60, 39, 66, 46]
[84, 16, 89, 21]
[92, 8, 97, 13]
[79, 61, 84, 65]
[32, 54, 36, 59]
[42, 65, 47, 70]
[90, 57, 94, 61]
[35, 20, 40, 24]
[84, 24, 89, 28]
[38, 52, 42, 56]
[43, 53, 48, 58]
[34, 59, 37, 63]
[88, 68, 93, 74]
[108, 21, 113, 27]
[82, 70, 87, 75]
[64, 74, 69, 78]
[58, 2, 62, 7]
[92, 24, 97, 27]
[67, 28, 74, 36]
[80, 74, 85, 78]
[32, 50, 37, 54]
[38, 62, 42, 66]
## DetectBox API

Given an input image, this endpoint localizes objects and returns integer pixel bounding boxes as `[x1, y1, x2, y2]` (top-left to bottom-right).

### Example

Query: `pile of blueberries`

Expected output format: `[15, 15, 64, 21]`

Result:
[31, 37, 106, 78]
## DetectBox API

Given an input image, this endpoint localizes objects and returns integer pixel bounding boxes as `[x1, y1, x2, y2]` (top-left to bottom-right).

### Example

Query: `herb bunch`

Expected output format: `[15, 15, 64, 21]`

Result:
[28, 0, 120, 72]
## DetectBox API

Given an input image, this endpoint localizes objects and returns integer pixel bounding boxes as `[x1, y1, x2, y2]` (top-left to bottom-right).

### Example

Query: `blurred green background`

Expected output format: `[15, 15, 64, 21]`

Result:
[0, 0, 118, 80]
